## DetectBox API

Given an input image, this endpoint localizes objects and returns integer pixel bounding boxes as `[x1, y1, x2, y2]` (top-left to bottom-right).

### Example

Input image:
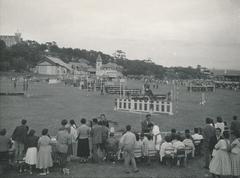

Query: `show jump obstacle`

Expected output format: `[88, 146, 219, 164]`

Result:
[114, 95, 173, 115]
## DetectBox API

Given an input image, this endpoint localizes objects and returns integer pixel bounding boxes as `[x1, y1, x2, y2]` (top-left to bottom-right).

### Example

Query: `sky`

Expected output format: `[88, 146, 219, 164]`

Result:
[0, 0, 240, 69]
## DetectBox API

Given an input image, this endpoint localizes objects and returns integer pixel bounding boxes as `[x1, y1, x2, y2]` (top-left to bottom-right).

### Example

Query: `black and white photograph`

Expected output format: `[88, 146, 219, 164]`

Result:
[0, 0, 240, 177]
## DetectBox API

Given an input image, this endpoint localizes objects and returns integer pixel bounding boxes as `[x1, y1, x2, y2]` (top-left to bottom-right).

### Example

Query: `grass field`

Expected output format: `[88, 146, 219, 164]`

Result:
[0, 76, 240, 136]
[0, 75, 239, 178]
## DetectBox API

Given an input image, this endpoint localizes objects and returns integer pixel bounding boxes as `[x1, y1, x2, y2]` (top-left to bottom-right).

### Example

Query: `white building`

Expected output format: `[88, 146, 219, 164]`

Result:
[35, 56, 71, 76]
[96, 54, 123, 79]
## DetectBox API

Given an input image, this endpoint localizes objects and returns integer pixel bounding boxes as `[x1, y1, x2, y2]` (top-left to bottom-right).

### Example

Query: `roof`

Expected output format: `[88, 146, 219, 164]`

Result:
[96, 54, 102, 62]
[38, 56, 72, 70]
[78, 58, 90, 64]
[102, 62, 123, 71]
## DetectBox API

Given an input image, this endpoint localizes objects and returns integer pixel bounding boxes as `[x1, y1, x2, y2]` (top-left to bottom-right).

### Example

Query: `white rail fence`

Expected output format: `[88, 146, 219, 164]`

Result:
[114, 98, 173, 115]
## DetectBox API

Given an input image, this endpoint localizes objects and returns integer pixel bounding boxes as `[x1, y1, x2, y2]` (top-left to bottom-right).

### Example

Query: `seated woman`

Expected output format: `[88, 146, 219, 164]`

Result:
[183, 133, 195, 158]
[159, 135, 174, 164]
[134, 133, 143, 160]
[172, 134, 185, 166]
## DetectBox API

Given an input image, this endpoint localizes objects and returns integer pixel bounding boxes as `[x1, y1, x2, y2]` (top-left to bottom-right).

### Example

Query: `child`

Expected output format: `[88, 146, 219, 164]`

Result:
[25, 129, 39, 174]
[183, 134, 195, 158]
[172, 134, 185, 166]
[146, 135, 156, 165]
[134, 133, 143, 160]
[159, 135, 174, 164]
[37, 129, 53, 176]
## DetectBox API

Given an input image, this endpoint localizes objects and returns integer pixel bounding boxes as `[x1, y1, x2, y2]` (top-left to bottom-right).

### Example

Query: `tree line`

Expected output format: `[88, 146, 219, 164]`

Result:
[0, 39, 207, 79]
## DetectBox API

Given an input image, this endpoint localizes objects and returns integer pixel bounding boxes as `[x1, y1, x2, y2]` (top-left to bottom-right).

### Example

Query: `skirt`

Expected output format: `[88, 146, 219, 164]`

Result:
[37, 146, 53, 169]
[231, 153, 240, 176]
[25, 147, 37, 165]
[209, 150, 231, 175]
[77, 138, 89, 157]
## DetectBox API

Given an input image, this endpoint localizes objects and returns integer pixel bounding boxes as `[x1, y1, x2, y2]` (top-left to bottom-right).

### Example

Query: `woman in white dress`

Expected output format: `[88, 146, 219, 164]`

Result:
[209, 131, 231, 178]
[151, 125, 162, 151]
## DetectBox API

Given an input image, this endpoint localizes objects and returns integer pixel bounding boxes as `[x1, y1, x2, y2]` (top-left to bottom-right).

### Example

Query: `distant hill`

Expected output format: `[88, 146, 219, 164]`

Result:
[0, 39, 208, 79]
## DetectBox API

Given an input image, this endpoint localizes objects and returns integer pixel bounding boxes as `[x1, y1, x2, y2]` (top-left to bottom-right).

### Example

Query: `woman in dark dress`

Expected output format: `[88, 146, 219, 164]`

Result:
[77, 118, 90, 162]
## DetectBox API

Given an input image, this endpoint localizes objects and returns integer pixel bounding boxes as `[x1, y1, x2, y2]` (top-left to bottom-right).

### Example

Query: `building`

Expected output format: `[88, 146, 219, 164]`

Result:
[35, 56, 72, 76]
[0, 32, 22, 47]
[68, 60, 91, 78]
[96, 54, 123, 79]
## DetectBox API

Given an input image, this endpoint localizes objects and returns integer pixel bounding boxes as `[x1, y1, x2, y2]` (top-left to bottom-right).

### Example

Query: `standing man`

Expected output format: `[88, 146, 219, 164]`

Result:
[230, 115, 240, 135]
[120, 125, 139, 174]
[202, 117, 216, 169]
[141, 114, 154, 133]
[209, 128, 222, 155]
[91, 118, 103, 163]
[12, 119, 28, 169]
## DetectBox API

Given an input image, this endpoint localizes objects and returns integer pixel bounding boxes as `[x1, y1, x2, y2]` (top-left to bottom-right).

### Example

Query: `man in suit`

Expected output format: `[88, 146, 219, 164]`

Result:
[209, 128, 222, 154]
[141, 114, 154, 133]
[202, 117, 216, 169]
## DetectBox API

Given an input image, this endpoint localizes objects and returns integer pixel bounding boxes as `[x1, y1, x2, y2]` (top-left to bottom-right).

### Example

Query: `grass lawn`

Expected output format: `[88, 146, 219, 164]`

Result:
[0, 76, 239, 178]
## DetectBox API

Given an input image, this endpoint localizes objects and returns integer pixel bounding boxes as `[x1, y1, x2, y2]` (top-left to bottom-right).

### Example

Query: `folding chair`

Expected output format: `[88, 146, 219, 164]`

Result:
[193, 139, 202, 156]
[185, 146, 194, 162]
[163, 148, 175, 166]
[175, 149, 186, 167]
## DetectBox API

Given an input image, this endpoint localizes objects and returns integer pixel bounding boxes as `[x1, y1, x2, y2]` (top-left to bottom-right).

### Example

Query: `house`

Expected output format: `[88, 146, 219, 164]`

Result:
[96, 54, 123, 79]
[68, 61, 90, 78]
[0, 32, 22, 47]
[35, 56, 72, 76]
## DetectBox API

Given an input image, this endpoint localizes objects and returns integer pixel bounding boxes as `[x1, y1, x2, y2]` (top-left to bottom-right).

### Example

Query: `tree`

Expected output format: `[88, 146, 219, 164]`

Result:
[113, 50, 126, 61]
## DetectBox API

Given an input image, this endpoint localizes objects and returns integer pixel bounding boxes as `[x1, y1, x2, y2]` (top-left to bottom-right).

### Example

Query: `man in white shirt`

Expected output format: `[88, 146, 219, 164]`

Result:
[120, 125, 139, 174]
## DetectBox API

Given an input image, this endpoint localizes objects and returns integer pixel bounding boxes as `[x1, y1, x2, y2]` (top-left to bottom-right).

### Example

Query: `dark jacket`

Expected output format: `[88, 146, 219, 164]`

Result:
[141, 120, 153, 133]
[25, 135, 39, 149]
[202, 124, 216, 143]
[209, 135, 223, 152]
[12, 125, 28, 143]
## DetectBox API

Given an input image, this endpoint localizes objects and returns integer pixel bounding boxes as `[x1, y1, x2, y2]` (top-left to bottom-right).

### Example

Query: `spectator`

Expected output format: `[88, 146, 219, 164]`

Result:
[36, 129, 53, 176]
[209, 128, 223, 156]
[151, 125, 162, 151]
[215, 116, 225, 135]
[183, 134, 195, 158]
[141, 114, 154, 133]
[145, 135, 155, 165]
[172, 134, 185, 166]
[159, 135, 174, 163]
[69, 120, 78, 158]
[134, 133, 143, 160]
[209, 131, 231, 178]
[202, 117, 216, 169]
[230, 131, 240, 178]
[91, 118, 103, 163]
[56, 121, 72, 174]
[99, 114, 109, 128]
[77, 118, 90, 163]
[98, 121, 109, 160]
[119, 125, 139, 173]
[170, 128, 177, 141]
[11, 119, 28, 172]
[192, 128, 203, 143]
[106, 131, 119, 162]
[192, 128, 203, 156]
[0, 129, 11, 161]
[25, 129, 39, 174]
[230, 116, 240, 136]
